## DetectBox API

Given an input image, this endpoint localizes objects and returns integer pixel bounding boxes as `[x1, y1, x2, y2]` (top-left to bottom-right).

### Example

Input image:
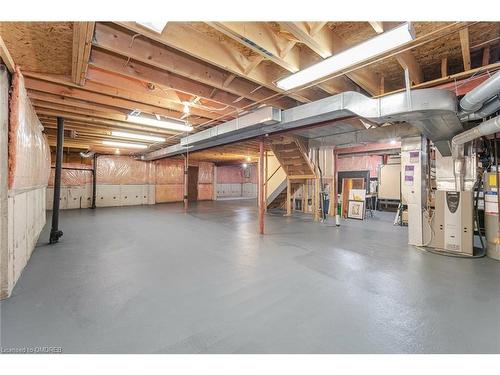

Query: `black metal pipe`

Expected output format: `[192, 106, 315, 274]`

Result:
[49, 117, 64, 244]
[92, 154, 98, 209]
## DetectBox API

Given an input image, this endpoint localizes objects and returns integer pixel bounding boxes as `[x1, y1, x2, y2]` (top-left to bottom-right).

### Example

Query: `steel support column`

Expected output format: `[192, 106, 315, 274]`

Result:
[49, 117, 64, 244]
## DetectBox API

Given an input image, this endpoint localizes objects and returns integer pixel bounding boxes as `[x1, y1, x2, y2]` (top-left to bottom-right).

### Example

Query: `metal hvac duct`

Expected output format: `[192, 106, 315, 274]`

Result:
[459, 70, 500, 113]
[460, 95, 500, 122]
[142, 88, 463, 160]
[451, 114, 500, 190]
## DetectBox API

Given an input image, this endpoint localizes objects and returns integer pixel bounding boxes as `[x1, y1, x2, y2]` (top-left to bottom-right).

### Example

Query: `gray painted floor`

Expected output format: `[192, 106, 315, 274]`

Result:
[1, 200, 499, 353]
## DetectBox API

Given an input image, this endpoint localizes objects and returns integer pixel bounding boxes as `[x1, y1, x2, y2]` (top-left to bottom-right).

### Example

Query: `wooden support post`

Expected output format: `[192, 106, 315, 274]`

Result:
[304, 180, 309, 212]
[482, 46, 491, 67]
[441, 57, 448, 78]
[314, 177, 321, 222]
[286, 178, 292, 216]
[264, 150, 268, 212]
[258, 139, 265, 235]
[333, 151, 338, 218]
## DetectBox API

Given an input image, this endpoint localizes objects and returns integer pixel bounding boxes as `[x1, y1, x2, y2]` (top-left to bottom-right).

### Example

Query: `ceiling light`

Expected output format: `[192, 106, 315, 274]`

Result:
[183, 102, 190, 115]
[390, 139, 397, 145]
[115, 149, 120, 155]
[242, 163, 248, 168]
[246, 156, 251, 162]
[136, 21, 168, 34]
[111, 131, 165, 143]
[126, 115, 193, 132]
[276, 23, 414, 91]
[102, 140, 148, 149]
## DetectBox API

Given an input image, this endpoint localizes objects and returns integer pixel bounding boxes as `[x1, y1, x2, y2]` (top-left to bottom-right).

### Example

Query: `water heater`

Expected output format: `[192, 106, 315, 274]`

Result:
[429, 191, 473, 255]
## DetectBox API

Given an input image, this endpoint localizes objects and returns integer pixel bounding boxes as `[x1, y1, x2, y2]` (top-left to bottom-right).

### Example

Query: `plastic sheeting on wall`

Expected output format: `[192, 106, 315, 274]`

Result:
[337, 155, 382, 178]
[97, 155, 153, 185]
[197, 184, 213, 200]
[48, 163, 92, 187]
[8, 68, 50, 190]
[155, 184, 184, 203]
[197, 162, 214, 184]
[217, 164, 257, 184]
[155, 158, 184, 184]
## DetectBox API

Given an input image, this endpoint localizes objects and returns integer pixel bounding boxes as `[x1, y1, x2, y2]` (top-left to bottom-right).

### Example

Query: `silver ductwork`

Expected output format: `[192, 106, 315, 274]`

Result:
[142, 88, 463, 161]
[459, 70, 500, 113]
[460, 95, 500, 121]
[451, 115, 500, 190]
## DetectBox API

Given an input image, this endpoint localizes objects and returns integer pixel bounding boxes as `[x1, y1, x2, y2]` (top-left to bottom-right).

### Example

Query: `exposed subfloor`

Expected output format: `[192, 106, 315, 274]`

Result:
[1, 200, 500, 353]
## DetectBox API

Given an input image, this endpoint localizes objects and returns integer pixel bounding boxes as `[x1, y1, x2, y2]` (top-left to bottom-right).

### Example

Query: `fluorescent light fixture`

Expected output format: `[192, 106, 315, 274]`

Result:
[102, 140, 148, 149]
[136, 21, 168, 34]
[126, 115, 193, 132]
[277, 23, 414, 91]
[111, 131, 165, 143]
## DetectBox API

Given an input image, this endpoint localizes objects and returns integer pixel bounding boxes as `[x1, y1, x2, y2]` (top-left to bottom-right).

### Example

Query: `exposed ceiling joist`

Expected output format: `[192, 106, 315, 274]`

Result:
[113, 21, 324, 103]
[459, 27, 471, 71]
[93, 22, 297, 109]
[395, 50, 424, 84]
[71, 22, 95, 85]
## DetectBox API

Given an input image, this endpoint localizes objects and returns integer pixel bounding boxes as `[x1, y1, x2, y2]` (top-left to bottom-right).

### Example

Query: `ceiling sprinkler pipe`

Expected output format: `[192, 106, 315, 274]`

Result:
[460, 71, 500, 113]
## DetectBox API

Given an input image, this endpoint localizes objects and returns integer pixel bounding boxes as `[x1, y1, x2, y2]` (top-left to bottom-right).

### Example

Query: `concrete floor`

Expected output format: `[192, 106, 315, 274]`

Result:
[1, 200, 500, 353]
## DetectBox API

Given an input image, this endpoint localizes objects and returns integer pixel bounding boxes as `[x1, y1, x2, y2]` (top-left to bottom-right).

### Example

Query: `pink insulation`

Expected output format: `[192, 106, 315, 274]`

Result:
[217, 165, 244, 183]
[197, 184, 213, 200]
[48, 163, 92, 187]
[197, 162, 214, 184]
[217, 164, 256, 183]
[8, 68, 50, 190]
[96, 155, 152, 185]
[337, 155, 382, 177]
[155, 158, 184, 184]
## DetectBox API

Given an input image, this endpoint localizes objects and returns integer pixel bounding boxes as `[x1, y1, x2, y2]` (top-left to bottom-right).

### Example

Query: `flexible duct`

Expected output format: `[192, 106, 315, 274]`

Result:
[452, 115, 500, 190]
[460, 71, 500, 113]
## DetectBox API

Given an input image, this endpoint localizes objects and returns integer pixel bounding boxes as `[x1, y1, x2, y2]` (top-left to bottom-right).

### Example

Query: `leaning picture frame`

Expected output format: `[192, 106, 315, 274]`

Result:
[347, 200, 364, 220]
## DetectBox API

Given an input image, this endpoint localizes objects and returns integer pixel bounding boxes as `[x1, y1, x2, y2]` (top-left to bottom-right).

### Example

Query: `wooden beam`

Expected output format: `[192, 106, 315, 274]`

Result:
[396, 51, 424, 84]
[23, 73, 217, 121]
[71, 22, 95, 85]
[279, 22, 333, 58]
[369, 22, 385, 34]
[93, 23, 297, 109]
[0, 36, 15, 73]
[114, 22, 320, 103]
[208, 22, 300, 72]
[279, 22, 380, 95]
[286, 178, 292, 216]
[441, 57, 448, 78]
[89, 50, 251, 112]
[459, 27, 471, 71]
[482, 46, 491, 66]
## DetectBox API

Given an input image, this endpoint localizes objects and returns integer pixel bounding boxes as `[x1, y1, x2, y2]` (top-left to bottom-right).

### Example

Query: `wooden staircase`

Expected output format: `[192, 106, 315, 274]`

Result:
[266, 135, 317, 210]
[269, 135, 316, 179]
